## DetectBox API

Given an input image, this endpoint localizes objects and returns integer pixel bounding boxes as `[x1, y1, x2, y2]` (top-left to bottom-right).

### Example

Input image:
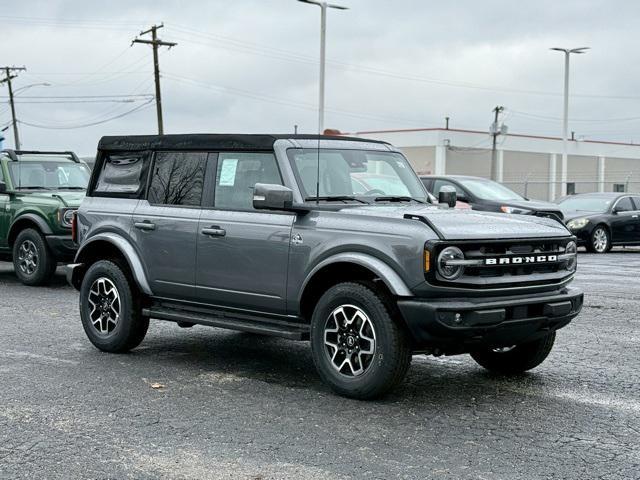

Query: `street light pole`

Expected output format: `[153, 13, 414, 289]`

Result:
[550, 47, 589, 198]
[298, 0, 348, 134]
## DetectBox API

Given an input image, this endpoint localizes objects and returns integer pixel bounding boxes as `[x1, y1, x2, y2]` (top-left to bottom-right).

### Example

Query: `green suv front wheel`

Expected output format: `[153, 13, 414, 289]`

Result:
[12, 228, 57, 286]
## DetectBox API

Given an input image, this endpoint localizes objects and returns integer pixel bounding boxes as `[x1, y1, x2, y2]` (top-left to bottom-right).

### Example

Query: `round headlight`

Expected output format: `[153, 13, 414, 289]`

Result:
[62, 209, 75, 227]
[437, 246, 465, 280]
[565, 241, 577, 271]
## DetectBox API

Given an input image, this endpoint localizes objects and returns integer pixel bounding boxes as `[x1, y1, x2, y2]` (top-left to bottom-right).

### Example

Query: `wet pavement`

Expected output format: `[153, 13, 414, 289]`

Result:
[0, 250, 639, 479]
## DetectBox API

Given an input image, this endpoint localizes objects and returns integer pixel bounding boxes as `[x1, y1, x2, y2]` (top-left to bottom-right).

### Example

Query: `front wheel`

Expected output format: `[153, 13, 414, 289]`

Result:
[470, 331, 556, 374]
[79, 260, 149, 353]
[588, 225, 610, 253]
[12, 228, 57, 286]
[310, 282, 411, 399]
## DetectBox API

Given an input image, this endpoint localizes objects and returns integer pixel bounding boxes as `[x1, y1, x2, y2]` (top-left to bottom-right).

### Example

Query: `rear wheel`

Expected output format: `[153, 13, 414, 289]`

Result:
[79, 260, 148, 353]
[588, 225, 610, 253]
[470, 331, 556, 374]
[12, 228, 57, 286]
[310, 282, 411, 399]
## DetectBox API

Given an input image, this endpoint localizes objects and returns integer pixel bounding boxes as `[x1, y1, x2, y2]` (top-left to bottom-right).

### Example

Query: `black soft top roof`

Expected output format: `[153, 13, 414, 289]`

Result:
[97, 134, 387, 152]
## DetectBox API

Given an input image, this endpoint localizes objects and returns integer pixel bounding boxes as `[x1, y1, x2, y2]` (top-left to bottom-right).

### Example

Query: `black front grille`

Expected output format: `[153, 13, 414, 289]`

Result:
[532, 210, 564, 222]
[428, 237, 575, 289]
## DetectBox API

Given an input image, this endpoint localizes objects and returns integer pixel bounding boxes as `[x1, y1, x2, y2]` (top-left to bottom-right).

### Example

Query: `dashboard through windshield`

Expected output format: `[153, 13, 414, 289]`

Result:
[9, 160, 90, 190]
[287, 149, 427, 203]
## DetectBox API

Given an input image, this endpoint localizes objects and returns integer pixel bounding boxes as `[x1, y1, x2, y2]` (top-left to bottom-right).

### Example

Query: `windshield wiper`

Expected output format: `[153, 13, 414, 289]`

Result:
[15, 186, 49, 190]
[373, 196, 424, 204]
[59, 186, 86, 190]
[304, 195, 369, 204]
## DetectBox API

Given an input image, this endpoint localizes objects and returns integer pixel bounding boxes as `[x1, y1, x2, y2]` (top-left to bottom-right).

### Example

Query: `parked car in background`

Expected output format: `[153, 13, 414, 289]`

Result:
[421, 175, 564, 221]
[0, 149, 89, 285]
[556, 192, 640, 253]
[68, 134, 581, 400]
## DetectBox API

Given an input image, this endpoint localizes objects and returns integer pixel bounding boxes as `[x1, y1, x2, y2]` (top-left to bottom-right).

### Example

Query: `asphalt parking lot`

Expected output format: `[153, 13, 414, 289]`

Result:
[1, 250, 639, 480]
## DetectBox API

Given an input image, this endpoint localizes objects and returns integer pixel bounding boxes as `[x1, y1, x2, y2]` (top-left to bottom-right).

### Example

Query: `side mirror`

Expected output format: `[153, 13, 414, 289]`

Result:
[438, 185, 457, 208]
[0, 181, 6, 194]
[253, 183, 294, 211]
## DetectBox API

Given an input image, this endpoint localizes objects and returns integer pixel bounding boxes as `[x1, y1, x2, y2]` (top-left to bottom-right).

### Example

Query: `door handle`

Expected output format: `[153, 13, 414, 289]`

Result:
[201, 226, 226, 237]
[134, 221, 156, 231]
[633, 214, 639, 218]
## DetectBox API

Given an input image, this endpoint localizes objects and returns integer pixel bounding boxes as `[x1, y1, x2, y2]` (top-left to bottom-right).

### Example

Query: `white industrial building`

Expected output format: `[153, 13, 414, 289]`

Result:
[352, 127, 640, 201]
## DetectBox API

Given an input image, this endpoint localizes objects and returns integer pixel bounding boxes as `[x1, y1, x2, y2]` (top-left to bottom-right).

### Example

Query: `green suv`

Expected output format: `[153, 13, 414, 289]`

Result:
[0, 150, 89, 285]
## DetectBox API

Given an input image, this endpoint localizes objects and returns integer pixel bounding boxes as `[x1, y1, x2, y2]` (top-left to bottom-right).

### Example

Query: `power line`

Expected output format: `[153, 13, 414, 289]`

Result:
[19, 100, 154, 129]
[162, 72, 433, 127]
[165, 24, 640, 102]
[0, 94, 154, 99]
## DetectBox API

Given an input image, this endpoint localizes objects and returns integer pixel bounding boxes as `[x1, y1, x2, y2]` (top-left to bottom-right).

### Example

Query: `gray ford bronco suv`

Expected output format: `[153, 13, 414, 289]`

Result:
[68, 134, 583, 399]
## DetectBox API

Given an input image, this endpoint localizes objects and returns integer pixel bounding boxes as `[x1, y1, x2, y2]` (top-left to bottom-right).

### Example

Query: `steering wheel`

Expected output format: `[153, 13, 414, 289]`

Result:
[363, 189, 386, 196]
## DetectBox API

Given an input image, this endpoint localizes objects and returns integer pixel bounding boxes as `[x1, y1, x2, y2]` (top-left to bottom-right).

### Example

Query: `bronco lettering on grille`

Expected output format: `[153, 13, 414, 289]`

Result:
[484, 255, 558, 265]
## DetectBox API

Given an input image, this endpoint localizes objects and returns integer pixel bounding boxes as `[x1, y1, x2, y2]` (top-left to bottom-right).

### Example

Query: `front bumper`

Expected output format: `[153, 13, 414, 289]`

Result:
[568, 227, 593, 247]
[45, 235, 77, 261]
[397, 287, 583, 353]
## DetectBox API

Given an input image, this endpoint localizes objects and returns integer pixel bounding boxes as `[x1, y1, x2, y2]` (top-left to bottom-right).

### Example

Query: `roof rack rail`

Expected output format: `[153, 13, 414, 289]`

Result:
[1, 149, 80, 163]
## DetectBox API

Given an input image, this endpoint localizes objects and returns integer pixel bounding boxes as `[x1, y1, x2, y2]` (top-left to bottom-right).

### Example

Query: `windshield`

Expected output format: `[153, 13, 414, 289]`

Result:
[557, 196, 613, 213]
[9, 159, 90, 190]
[287, 149, 427, 202]
[458, 178, 524, 202]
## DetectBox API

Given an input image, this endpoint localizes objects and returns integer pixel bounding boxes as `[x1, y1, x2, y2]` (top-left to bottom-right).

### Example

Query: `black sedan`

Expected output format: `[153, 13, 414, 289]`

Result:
[557, 192, 640, 253]
[420, 175, 564, 222]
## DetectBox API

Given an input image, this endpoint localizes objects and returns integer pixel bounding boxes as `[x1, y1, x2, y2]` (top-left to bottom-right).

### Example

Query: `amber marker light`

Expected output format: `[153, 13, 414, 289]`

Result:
[424, 249, 431, 272]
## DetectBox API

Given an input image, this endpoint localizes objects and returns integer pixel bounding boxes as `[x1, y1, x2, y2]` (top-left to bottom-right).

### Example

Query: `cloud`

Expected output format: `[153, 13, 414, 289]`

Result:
[1, 0, 640, 154]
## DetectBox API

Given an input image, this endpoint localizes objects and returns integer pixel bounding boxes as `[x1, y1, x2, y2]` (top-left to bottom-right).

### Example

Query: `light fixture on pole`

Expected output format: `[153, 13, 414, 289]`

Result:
[550, 46, 589, 198]
[298, 0, 348, 134]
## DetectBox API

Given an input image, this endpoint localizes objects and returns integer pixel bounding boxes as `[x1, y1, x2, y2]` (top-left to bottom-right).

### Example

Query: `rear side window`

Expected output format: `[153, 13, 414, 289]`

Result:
[632, 197, 640, 210]
[94, 152, 150, 197]
[147, 152, 208, 206]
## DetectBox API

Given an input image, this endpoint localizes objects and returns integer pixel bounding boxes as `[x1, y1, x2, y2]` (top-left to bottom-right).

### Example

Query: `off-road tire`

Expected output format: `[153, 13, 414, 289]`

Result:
[12, 228, 57, 286]
[79, 260, 148, 353]
[310, 281, 411, 399]
[470, 331, 556, 374]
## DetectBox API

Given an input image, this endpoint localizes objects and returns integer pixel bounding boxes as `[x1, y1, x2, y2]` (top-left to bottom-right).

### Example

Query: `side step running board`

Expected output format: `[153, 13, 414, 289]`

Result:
[142, 306, 309, 340]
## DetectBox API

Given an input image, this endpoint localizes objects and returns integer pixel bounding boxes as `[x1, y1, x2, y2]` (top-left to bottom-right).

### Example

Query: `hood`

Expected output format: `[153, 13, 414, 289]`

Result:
[343, 205, 570, 240]
[502, 198, 562, 212]
[24, 191, 86, 207]
[562, 210, 602, 222]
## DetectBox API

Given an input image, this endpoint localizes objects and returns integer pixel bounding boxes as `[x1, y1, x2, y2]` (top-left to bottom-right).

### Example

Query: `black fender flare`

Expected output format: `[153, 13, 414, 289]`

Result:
[8, 213, 53, 245]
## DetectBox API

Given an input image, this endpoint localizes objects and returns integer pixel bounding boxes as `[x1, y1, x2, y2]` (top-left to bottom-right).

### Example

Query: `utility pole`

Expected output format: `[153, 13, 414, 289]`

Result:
[0, 66, 27, 149]
[490, 105, 504, 181]
[132, 24, 176, 135]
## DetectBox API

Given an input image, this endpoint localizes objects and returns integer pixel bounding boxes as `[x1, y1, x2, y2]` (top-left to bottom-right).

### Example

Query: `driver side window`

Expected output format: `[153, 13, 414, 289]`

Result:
[214, 152, 283, 210]
[615, 197, 634, 212]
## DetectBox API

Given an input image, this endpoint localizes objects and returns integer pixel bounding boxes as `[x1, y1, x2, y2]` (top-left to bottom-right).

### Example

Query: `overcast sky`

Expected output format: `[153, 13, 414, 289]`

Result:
[1, 0, 640, 155]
